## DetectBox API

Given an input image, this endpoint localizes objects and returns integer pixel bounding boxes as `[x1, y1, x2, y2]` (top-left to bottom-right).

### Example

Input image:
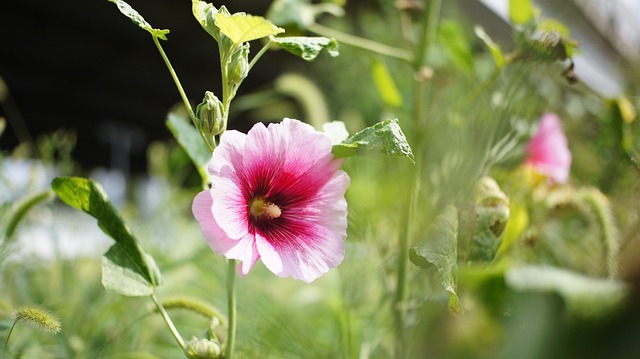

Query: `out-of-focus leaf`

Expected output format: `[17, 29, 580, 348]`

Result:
[107, 0, 170, 40]
[505, 265, 629, 318]
[166, 108, 211, 182]
[371, 58, 402, 108]
[332, 119, 414, 162]
[3, 190, 54, 242]
[509, 0, 535, 25]
[474, 26, 505, 69]
[438, 20, 473, 73]
[272, 36, 339, 61]
[458, 178, 510, 264]
[215, 13, 284, 45]
[410, 205, 463, 313]
[51, 177, 163, 294]
[266, 0, 344, 29]
[192, 0, 230, 41]
[616, 96, 637, 125]
[496, 202, 528, 258]
[0, 117, 5, 137]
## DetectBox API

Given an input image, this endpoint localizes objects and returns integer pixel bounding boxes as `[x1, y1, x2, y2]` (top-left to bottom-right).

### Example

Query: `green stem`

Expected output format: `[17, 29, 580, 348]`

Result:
[225, 259, 238, 359]
[248, 40, 272, 72]
[151, 293, 186, 352]
[152, 36, 214, 152]
[414, 0, 442, 71]
[3, 320, 17, 356]
[308, 23, 414, 62]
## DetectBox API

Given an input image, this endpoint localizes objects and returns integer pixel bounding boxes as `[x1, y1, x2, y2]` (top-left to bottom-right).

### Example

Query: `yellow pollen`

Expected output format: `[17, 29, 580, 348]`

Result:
[250, 198, 282, 219]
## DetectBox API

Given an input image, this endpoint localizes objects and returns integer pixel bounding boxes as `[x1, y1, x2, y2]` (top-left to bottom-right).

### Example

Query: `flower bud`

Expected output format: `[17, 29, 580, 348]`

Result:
[228, 44, 250, 85]
[186, 337, 222, 359]
[196, 91, 225, 137]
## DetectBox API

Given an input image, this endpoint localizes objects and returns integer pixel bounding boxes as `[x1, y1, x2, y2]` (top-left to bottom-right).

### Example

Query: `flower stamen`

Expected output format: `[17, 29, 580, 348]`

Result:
[250, 198, 282, 219]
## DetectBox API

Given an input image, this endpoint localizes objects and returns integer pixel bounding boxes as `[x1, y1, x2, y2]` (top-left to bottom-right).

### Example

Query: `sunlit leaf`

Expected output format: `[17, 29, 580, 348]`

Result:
[371, 58, 402, 108]
[215, 13, 284, 45]
[474, 26, 505, 69]
[332, 119, 414, 162]
[51, 177, 163, 294]
[410, 205, 463, 313]
[166, 108, 211, 182]
[505, 265, 629, 318]
[509, 0, 535, 25]
[107, 0, 170, 40]
[272, 36, 339, 61]
[192, 0, 230, 41]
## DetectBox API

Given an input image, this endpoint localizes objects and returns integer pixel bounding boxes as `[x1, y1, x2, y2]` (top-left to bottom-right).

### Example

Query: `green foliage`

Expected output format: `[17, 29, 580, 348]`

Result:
[167, 107, 214, 182]
[332, 119, 414, 162]
[192, 0, 230, 42]
[371, 58, 403, 108]
[51, 177, 163, 295]
[266, 0, 344, 30]
[509, 0, 536, 25]
[215, 13, 284, 45]
[107, 0, 170, 40]
[474, 26, 504, 69]
[272, 36, 339, 61]
[409, 205, 463, 313]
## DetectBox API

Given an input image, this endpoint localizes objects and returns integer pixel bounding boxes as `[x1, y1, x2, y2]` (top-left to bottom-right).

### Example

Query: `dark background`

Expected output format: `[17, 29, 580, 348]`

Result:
[0, 0, 292, 173]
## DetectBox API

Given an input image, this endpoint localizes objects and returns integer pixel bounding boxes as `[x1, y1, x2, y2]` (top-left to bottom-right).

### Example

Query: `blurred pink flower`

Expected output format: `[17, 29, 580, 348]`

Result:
[525, 113, 572, 184]
[193, 118, 350, 282]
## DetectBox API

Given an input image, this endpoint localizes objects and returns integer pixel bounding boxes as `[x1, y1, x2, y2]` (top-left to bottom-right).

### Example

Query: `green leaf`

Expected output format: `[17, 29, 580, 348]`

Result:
[102, 244, 154, 296]
[107, 0, 170, 40]
[509, 0, 535, 25]
[410, 205, 463, 313]
[266, 0, 344, 29]
[371, 58, 402, 108]
[474, 26, 505, 69]
[505, 265, 629, 318]
[438, 20, 473, 73]
[166, 108, 211, 182]
[266, 0, 315, 29]
[192, 0, 230, 41]
[215, 13, 284, 45]
[0, 117, 5, 137]
[272, 36, 339, 61]
[51, 177, 163, 293]
[332, 119, 414, 162]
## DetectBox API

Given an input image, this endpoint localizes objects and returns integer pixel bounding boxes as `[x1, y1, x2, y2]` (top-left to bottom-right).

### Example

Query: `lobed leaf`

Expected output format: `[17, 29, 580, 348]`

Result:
[272, 36, 339, 61]
[51, 177, 163, 295]
[215, 13, 284, 45]
[332, 119, 414, 162]
[107, 0, 170, 40]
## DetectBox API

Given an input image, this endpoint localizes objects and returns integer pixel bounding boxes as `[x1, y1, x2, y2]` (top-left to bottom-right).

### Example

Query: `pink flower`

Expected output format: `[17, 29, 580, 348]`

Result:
[525, 113, 572, 184]
[192, 118, 350, 282]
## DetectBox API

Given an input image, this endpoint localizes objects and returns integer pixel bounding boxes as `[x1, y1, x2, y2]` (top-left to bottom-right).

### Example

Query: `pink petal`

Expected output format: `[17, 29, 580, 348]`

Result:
[525, 113, 572, 184]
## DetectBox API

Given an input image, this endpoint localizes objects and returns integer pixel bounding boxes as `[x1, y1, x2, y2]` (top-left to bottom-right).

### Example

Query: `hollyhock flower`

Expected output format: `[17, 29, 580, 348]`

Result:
[525, 113, 572, 184]
[192, 118, 350, 282]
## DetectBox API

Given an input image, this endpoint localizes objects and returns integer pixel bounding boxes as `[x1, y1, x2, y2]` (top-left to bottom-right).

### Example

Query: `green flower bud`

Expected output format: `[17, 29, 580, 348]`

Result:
[228, 44, 250, 86]
[186, 337, 222, 359]
[196, 91, 225, 137]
